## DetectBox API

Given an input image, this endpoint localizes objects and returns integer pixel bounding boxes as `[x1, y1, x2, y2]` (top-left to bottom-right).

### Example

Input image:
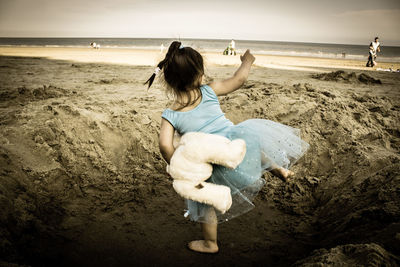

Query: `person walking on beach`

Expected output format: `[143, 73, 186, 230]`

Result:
[145, 41, 309, 253]
[367, 37, 381, 67]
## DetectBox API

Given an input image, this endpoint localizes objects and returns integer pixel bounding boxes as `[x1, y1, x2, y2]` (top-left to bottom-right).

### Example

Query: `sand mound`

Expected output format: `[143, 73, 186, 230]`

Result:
[0, 85, 74, 105]
[312, 70, 382, 84]
[219, 78, 399, 264]
[294, 243, 400, 266]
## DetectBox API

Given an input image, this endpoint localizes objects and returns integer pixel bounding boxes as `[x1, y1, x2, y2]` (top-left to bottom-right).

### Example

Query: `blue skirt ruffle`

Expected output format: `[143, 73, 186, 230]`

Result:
[185, 119, 310, 224]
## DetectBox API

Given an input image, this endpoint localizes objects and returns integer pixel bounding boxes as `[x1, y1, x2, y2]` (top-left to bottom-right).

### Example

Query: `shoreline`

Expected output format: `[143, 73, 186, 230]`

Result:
[1, 46, 399, 72]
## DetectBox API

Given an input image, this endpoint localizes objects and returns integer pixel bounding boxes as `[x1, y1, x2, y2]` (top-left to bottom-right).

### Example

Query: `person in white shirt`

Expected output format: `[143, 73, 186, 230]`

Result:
[371, 37, 381, 64]
[229, 39, 236, 56]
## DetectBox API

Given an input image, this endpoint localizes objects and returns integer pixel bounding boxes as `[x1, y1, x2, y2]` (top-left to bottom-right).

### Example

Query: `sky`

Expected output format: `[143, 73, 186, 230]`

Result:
[0, 0, 399, 45]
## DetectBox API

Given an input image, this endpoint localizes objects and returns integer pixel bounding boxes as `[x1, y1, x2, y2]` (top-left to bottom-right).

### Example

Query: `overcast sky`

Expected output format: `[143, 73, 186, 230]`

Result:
[0, 0, 399, 45]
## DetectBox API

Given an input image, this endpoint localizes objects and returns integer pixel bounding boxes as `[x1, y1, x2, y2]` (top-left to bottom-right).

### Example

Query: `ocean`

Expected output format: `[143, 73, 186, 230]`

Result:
[1, 37, 399, 62]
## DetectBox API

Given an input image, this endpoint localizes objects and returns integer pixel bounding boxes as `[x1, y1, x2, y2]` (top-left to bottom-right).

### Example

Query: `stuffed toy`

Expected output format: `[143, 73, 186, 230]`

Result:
[167, 132, 246, 214]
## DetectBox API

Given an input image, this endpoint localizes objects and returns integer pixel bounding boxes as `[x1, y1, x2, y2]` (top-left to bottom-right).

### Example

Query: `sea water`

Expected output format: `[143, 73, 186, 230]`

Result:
[0, 37, 399, 62]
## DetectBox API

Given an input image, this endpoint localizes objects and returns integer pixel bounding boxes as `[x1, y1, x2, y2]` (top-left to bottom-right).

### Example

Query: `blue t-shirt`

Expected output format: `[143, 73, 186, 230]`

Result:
[161, 84, 233, 136]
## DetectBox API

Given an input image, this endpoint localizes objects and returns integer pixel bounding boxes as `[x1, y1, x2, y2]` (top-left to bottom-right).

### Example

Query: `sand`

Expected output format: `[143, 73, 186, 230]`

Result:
[0, 47, 399, 266]
[1, 46, 400, 72]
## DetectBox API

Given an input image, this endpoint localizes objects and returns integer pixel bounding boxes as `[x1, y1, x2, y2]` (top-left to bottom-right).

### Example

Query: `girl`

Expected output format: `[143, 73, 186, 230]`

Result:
[145, 41, 309, 253]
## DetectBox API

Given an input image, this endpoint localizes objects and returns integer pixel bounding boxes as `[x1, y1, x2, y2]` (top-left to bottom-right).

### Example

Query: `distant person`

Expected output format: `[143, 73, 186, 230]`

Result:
[366, 43, 376, 67]
[160, 43, 165, 53]
[145, 41, 309, 253]
[370, 37, 381, 66]
[223, 47, 229, 55]
[223, 40, 236, 56]
[90, 42, 100, 49]
[229, 39, 236, 55]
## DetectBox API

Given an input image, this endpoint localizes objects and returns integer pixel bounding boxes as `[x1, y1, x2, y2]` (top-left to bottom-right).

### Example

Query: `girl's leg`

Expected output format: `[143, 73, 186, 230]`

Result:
[188, 206, 219, 253]
[271, 168, 294, 182]
[261, 152, 294, 182]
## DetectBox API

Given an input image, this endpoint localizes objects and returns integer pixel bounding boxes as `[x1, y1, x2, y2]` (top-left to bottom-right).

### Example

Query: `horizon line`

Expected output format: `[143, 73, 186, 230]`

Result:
[0, 36, 399, 47]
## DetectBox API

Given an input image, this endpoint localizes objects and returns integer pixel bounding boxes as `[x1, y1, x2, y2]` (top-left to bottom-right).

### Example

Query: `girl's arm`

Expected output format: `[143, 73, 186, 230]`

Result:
[159, 118, 176, 164]
[209, 49, 255, 96]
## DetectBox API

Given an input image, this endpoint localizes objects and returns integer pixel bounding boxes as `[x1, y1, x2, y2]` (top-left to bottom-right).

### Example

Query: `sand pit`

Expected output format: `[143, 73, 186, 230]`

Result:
[0, 54, 399, 266]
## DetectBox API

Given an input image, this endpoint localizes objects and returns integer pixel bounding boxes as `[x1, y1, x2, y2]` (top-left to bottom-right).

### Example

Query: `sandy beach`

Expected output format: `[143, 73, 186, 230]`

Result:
[1, 46, 400, 72]
[1, 47, 400, 266]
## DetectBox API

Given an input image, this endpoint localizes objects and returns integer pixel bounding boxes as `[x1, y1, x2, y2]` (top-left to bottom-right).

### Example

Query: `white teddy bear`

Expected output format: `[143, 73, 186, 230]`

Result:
[166, 132, 246, 214]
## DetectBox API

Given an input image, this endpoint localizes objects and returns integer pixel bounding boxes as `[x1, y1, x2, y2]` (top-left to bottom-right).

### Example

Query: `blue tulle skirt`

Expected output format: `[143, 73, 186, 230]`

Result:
[185, 119, 310, 224]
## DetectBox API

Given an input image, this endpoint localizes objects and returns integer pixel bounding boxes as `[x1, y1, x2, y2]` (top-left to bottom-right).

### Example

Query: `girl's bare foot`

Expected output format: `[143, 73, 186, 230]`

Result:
[188, 240, 219, 253]
[271, 168, 294, 182]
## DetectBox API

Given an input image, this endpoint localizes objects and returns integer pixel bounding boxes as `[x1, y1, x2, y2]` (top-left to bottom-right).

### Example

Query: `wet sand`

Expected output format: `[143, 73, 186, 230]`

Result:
[0, 48, 399, 266]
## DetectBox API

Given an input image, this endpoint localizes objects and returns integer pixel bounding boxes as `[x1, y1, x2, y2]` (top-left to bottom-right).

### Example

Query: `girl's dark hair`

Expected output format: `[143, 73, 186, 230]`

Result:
[144, 41, 204, 109]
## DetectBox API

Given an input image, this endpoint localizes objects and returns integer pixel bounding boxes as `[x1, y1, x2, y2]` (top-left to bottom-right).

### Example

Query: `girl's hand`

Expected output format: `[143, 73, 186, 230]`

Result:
[240, 49, 255, 64]
[209, 49, 255, 96]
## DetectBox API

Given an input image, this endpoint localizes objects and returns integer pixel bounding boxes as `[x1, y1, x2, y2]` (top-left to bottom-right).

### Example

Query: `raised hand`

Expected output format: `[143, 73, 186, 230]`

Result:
[240, 49, 255, 64]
